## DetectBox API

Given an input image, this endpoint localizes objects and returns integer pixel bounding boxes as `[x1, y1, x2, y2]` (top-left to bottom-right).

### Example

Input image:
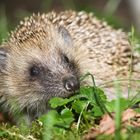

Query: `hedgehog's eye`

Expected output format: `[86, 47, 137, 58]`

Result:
[30, 65, 40, 77]
[63, 55, 69, 63]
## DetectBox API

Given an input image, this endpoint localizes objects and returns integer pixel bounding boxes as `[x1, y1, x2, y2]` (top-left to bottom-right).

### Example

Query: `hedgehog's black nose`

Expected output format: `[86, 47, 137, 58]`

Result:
[63, 76, 80, 92]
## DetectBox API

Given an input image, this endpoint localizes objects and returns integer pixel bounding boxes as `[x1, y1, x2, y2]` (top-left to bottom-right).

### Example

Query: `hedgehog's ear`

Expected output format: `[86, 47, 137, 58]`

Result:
[0, 47, 9, 71]
[58, 26, 73, 46]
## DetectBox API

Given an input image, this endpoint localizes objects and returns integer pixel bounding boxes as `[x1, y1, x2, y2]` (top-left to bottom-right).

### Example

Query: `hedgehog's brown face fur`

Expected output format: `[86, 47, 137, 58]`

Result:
[0, 25, 80, 120]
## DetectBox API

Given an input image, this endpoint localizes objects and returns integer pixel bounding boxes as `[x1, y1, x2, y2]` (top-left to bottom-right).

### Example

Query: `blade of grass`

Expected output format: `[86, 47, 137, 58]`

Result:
[76, 101, 90, 130]
[114, 81, 122, 140]
[99, 78, 140, 88]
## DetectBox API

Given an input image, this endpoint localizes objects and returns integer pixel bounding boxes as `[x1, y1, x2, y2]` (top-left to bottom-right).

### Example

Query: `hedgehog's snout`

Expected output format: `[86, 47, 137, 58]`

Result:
[63, 76, 80, 92]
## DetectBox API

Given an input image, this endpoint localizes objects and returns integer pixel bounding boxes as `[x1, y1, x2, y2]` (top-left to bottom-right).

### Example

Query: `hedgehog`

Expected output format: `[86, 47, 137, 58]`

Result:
[0, 10, 139, 124]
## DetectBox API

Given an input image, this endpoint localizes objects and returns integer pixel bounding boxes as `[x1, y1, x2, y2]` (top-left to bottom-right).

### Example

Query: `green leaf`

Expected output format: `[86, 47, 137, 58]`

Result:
[49, 97, 70, 108]
[40, 110, 59, 140]
[93, 87, 107, 101]
[60, 108, 74, 128]
[92, 106, 104, 117]
[72, 100, 88, 113]
[106, 98, 130, 112]
[0, 131, 8, 137]
[80, 87, 94, 101]
[79, 86, 107, 104]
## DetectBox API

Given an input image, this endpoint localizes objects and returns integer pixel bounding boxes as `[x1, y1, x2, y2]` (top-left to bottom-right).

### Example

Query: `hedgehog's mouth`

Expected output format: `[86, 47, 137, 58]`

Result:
[60, 90, 78, 98]
[51, 88, 79, 99]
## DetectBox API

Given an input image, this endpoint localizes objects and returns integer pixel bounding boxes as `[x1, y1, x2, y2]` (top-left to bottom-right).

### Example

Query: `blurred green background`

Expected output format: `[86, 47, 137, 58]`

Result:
[0, 0, 139, 43]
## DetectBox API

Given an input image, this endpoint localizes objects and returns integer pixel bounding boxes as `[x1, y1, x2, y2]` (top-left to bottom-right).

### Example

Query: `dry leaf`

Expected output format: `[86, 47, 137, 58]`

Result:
[83, 109, 140, 140]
